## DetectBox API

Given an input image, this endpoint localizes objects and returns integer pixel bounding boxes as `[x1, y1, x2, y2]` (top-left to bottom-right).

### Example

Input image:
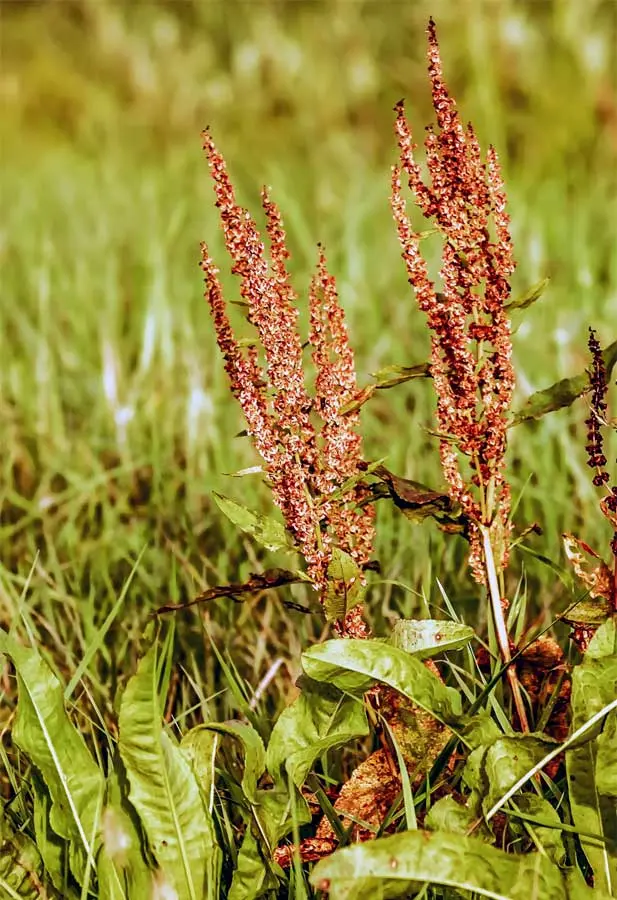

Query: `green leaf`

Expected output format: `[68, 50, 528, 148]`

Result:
[31, 777, 76, 896]
[511, 794, 565, 866]
[324, 458, 386, 504]
[0, 630, 104, 883]
[213, 493, 292, 552]
[596, 710, 617, 797]
[323, 549, 365, 622]
[310, 830, 609, 900]
[97, 769, 155, 900]
[118, 640, 211, 900]
[181, 727, 222, 899]
[0, 827, 45, 900]
[480, 734, 557, 815]
[390, 619, 475, 659]
[505, 276, 550, 312]
[567, 617, 617, 895]
[371, 362, 431, 388]
[228, 827, 281, 900]
[424, 794, 491, 841]
[205, 721, 266, 804]
[301, 639, 463, 726]
[511, 339, 617, 426]
[267, 677, 369, 788]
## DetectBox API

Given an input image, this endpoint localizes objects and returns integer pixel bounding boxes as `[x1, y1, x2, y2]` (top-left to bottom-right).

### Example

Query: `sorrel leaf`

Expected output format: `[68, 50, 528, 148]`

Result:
[323, 549, 365, 621]
[301, 639, 463, 725]
[566, 618, 617, 895]
[204, 721, 266, 805]
[96, 771, 155, 900]
[510, 339, 617, 426]
[267, 677, 369, 788]
[213, 492, 292, 552]
[505, 276, 550, 312]
[310, 830, 608, 900]
[0, 630, 103, 883]
[390, 619, 474, 658]
[118, 640, 211, 900]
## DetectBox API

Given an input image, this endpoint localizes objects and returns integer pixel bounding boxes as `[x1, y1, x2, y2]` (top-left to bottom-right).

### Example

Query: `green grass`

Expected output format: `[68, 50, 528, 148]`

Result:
[1, 0, 616, 771]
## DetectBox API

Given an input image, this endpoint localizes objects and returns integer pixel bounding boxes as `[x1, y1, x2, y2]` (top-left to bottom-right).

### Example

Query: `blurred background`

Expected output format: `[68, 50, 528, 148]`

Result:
[1, 1, 617, 678]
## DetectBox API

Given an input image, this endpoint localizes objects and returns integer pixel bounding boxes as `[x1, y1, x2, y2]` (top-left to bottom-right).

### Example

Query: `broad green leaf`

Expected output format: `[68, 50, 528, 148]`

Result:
[460, 713, 502, 750]
[511, 339, 617, 426]
[118, 641, 211, 900]
[480, 734, 557, 814]
[567, 617, 617, 895]
[506, 276, 550, 312]
[0, 630, 104, 883]
[267, 677, 369, 788]
[596, 711, 617, 797]
[228, 827, 281, 900]
[391, 619, 475, 659]
[0, 808, 53, 900]
[205, 721, 266, 804]
[512, 794, 565, 866]
[97, 770, 155, 900]
[424, 794, 492, 841]
[181, 728, 222, 899]
[301, 639, 463, 725]
[31, 777, 76, 897]
[0, 829, 44, 900]
[323, 549, 365, 622]
[213, 493, 292, 552]
[310, 829, 608, 900]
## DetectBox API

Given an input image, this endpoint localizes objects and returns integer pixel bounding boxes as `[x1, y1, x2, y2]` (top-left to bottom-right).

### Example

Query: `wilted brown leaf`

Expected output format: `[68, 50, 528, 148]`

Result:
[562, 533, 613, 601]
[154, 569, 309, 615]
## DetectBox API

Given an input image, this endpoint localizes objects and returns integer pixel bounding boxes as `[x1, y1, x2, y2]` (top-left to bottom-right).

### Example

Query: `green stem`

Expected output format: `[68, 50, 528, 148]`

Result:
[481, 524, 529, 732]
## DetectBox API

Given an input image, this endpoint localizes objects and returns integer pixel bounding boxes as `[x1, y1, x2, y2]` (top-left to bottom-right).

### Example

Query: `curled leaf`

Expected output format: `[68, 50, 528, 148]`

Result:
[563, 534, 613, 601]
[368, 466, 465, 532]
[505, 277, 550, 312]
[155, 569, 309, 615]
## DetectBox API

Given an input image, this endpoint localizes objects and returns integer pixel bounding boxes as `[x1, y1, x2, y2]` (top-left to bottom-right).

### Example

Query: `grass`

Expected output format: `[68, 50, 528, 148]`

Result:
[1, 0, 616, 866]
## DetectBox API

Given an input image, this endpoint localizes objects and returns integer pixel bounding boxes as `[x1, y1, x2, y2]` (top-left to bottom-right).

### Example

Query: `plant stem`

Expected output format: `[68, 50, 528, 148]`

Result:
[481, 524, 529, 732]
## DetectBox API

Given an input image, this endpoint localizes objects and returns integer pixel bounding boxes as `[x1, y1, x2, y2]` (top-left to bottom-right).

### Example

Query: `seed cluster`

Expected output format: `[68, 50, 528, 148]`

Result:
[391, 18, 515, 582]
[201, 132, 374, 602]
[586, 328, 617, 559]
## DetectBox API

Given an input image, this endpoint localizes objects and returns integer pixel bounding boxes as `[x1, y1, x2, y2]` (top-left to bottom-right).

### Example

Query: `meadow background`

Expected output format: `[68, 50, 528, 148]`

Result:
[1, 0, 617, 722]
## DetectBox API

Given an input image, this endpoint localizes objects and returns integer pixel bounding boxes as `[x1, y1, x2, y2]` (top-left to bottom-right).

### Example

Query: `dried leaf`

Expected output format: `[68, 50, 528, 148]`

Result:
[563, 534, 613, 601]
[155, 569, 308, 615]
[368, 466, 465, 532]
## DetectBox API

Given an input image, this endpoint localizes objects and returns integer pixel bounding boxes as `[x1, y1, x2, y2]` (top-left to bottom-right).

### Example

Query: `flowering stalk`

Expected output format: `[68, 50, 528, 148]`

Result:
[391, 19, 527, 728]
[585, 328, 617, 608]
[201, 131, 374, 633]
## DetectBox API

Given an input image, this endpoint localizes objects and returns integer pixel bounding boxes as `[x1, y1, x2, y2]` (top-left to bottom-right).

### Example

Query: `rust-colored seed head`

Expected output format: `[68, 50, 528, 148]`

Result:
[391, 19, 516, 581]
[201, 131, 374, 610]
